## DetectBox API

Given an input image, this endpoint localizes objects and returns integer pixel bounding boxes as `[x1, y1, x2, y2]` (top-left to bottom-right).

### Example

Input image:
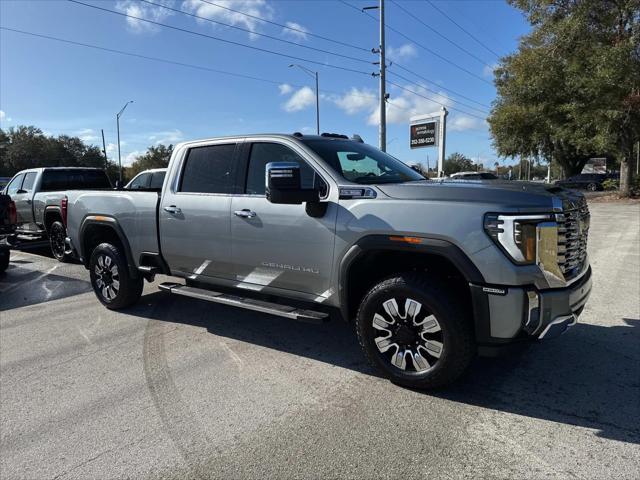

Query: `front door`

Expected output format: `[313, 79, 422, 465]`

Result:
[159, 141, 241, 281]
[231, 141, 337, 298]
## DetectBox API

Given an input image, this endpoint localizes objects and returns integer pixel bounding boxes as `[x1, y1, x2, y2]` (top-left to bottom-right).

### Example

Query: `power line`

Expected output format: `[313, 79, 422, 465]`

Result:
[389, 0, 493, 68]
[198, 0, 370, 53]
[0, 26, 381, 102]
[387, 79, 487, 120]
[391, 63, 491, 109]
[67, 0, 373, 77]
[388, 68, 490, 114]
[339, 0, 492, 85]
[424, 0, 501, 59]
[140, 0, 371, 66]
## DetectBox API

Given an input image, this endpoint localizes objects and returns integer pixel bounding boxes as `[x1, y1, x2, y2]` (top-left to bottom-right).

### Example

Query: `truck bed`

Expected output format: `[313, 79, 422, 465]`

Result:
[65, 190, 161, 265]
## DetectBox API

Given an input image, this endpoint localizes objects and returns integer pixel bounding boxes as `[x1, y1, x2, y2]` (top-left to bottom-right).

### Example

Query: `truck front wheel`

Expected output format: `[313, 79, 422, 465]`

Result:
[356, 273, 475, 389]
[89, 243, 143, 309]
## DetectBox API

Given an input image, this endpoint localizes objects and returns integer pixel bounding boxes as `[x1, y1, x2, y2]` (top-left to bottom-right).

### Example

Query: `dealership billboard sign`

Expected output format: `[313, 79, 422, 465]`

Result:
[410, 108, 448, 177]
[410, 121, 438, 149]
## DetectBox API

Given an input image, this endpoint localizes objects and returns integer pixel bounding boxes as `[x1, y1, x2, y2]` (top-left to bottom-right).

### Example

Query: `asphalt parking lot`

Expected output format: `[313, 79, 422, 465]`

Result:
[1, 201, 639, 479]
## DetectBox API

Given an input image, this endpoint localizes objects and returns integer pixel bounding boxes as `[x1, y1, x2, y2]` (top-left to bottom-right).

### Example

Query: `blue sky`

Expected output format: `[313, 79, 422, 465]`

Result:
[0, 0, 530, 167]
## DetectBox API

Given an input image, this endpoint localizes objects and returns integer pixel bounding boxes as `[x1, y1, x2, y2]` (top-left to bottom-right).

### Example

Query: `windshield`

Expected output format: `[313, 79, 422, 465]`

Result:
[302, 139, 424, 184]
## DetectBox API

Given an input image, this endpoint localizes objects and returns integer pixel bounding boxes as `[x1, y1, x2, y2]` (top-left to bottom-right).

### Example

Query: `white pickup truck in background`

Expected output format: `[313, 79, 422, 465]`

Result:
[2, 167, 112, 260]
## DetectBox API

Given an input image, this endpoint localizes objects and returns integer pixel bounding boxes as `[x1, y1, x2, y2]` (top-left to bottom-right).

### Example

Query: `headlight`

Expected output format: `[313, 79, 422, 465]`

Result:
[484, 214, 555, 265]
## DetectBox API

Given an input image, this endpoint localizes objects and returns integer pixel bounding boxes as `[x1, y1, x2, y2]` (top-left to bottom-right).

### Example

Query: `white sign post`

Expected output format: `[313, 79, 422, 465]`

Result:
[410, 107, 448, 177]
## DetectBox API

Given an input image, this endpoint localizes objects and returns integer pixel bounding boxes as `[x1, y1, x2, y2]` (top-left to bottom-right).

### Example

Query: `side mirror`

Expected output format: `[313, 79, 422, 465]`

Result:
[266, 162, 319, 204]
[16, 189, 27, 194]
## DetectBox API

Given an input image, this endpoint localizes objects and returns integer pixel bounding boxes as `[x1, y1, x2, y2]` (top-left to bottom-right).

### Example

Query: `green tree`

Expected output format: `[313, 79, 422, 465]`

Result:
[488, 0, 640, 194]
[126, 144, 173, 179]
[0, 125, 111, 177]
[443, 152, 474, 175]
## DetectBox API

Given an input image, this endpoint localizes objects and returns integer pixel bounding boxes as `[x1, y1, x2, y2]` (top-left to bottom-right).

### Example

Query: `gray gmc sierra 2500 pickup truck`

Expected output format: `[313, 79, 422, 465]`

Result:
[61, 133, 592, 388]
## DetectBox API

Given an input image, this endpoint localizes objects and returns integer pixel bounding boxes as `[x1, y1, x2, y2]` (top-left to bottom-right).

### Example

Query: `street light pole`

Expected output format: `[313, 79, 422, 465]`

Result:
[289, 64, 320, 134]
[116, 100, 133, 186]
[314, 71, 320, 135]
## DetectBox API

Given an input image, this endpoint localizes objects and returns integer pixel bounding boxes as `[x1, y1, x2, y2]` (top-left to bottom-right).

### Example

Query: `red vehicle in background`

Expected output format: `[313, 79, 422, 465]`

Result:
[0, 194, 17, 273]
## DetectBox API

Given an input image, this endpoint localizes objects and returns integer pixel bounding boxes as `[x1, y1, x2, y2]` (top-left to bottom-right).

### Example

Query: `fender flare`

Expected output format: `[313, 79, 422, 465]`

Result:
[337, 235, 485, 322]
[43, 206, 62, 230]
[79, 215, 139, 278]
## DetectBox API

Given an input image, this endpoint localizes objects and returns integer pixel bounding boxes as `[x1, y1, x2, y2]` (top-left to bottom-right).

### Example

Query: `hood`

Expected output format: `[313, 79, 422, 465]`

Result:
[376, 179, 584, 213]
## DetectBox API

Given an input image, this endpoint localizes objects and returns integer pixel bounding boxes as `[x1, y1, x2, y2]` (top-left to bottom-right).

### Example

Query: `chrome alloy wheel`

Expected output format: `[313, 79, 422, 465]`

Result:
[94, 254, 120, 301]
[373, 298, 444, 373]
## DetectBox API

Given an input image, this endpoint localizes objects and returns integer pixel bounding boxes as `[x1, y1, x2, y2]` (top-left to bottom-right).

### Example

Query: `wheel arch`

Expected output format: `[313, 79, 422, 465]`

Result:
[43, 206, 63, 232]
[79, 216, 139, 278]
[338, 235, 485, 324]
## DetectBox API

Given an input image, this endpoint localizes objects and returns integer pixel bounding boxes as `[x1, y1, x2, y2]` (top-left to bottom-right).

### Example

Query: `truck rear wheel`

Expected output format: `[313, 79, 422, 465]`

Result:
[89, 243, 143, 309]
[49, 220, 72, 262]
[356, 273, 475, 389]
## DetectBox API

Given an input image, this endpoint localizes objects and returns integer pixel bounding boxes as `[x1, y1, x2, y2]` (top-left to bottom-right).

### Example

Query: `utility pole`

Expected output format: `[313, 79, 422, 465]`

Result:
[101, 129, 108, 171]
[379, 0, 386, 152]
[364, 1, 386, 151]
[116, 100, 133, 187]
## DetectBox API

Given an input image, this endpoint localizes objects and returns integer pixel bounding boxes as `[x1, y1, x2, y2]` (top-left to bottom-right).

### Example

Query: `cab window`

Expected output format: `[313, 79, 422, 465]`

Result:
[128, 173, 150, 190]
[21, 172, 38, 192]
[245, 142, 327, 196]
[6, 174, 24, 195]
[180, 144, 237, 194]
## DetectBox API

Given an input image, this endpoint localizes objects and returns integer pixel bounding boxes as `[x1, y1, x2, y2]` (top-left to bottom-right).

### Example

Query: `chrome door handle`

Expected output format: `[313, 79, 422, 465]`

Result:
[234, 209, 256, 218]
[163, 205, 182, 214]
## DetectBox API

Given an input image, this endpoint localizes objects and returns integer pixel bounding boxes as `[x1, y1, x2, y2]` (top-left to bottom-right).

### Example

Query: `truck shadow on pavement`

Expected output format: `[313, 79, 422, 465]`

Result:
[0, 264, 92, 311]
[128, 291, 639, 446]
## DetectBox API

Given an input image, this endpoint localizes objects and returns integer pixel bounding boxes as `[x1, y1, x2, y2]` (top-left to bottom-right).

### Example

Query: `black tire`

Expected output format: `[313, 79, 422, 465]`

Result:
[586, 183, 598, 192]
[49, 220, 72, 262]
[0, 247, 9, 273]
[356, 273, 475, 389]
[89, 242, 143, 309]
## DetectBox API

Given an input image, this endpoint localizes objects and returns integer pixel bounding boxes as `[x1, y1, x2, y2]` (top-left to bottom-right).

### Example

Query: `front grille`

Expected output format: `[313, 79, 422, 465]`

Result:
[556, 199, 590, 280]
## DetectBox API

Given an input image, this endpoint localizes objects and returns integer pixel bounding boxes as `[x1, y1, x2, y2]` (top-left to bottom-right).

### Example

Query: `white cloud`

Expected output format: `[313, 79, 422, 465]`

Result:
[332, 83, 486, 132]
[483, 62, 499, 79]
[283, 86, 315, 112]
[387, 44, 417, 62]
[106, 143, 118, 155]
[279, 83, 293, 95]
[123, 150, 144, 166]
[148, 129, 184, 144]
[282, 21, 309, 41]
[116, 0, 175, 34]
[449, 115, 485, 132]
[0, 110, 5, 121]
[181, 0, 273, 39]
[76, 128, 99, 143]
[333, 87, 377, 115]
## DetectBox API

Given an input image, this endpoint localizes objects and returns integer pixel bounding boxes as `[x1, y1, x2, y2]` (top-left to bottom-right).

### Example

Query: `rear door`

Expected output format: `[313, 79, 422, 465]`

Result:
[230, 141, 337, 297]
[159, 141, 241, 280]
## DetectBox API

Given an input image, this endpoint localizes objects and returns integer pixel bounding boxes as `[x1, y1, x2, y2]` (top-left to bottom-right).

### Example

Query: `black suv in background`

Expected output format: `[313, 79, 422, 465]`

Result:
[555, 173, 612, 191]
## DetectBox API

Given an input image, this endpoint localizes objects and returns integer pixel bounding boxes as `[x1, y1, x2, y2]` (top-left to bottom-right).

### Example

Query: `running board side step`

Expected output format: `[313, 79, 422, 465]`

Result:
[158, 282, 329, 324]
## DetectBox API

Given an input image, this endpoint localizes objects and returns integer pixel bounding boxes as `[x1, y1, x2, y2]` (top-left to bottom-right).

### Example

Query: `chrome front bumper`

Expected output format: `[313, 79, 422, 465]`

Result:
[538, 314, 577, 339]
